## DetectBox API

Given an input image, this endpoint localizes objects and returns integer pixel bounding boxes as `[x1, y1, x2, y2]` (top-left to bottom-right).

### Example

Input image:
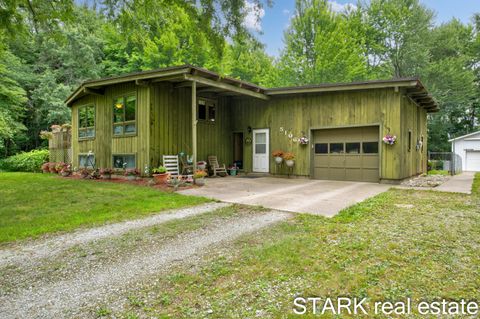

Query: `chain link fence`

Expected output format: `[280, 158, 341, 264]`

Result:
[428, 151, 462, 175]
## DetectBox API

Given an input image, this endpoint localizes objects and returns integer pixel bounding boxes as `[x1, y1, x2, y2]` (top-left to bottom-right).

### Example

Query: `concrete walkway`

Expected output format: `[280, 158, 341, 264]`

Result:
[179, 177, 390, 216]
[434, 171, 475, 194]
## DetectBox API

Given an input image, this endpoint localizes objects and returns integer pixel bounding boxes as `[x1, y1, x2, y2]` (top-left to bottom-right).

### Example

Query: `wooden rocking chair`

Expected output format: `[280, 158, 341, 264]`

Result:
[180, 155, 193, 175]
[162, 155, 179, 176]
[207, 155, 227, 177]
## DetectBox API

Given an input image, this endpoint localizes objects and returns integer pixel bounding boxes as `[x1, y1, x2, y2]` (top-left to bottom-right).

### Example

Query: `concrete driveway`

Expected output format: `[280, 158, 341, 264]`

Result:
[179, 176, 390, 216]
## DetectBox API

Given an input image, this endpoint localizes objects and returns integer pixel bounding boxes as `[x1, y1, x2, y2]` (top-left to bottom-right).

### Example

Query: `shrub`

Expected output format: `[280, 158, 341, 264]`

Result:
[99, 168, 114, 175]
[152, 166, 167, 174]
[0, 149, 49, 172]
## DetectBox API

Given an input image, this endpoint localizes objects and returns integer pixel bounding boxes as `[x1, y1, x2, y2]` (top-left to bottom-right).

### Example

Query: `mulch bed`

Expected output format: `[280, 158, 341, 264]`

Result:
[58, 174, 198, 192]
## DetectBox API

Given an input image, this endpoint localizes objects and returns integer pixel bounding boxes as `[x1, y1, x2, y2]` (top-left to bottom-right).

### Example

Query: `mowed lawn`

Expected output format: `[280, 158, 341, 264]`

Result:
[112, 174, 480, 319]
[0, 172, 210, 243]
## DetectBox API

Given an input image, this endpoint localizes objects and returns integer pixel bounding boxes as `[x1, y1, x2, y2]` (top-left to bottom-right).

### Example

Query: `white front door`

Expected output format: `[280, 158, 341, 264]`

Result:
[252, 129, 269, 173]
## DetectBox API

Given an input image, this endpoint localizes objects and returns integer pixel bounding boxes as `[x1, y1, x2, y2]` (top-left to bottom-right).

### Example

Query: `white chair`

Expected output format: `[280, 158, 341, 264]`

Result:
[162, 155, 179, 176]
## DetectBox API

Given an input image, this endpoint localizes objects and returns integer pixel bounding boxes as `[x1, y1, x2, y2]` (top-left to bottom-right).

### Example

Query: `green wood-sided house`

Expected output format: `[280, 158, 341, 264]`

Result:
[66, 65, 438, 183]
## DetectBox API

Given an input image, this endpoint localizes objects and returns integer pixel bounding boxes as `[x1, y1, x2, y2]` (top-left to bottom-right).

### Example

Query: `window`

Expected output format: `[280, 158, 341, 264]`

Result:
[78, 105, 95, 138]
[362, 142, 378, 154]
[198, 99, 216, 122]
[330, 143, 344, 154]
[408, 130, 412, 152]
[113, 94, 136, 136]
[314, 143, 328, 154]
[346, 142, 361, 154]
[113, 154, 136, 169]
[79, 154, 95, 168]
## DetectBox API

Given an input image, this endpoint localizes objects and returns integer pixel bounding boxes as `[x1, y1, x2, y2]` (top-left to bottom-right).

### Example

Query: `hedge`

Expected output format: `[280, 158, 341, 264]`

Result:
[0, 149, 49, 172]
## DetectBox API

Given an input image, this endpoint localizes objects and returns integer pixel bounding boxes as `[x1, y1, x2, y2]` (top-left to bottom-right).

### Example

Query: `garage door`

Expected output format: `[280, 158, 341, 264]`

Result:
[313, 126, 379, 182]
[466, 151, 480, 171]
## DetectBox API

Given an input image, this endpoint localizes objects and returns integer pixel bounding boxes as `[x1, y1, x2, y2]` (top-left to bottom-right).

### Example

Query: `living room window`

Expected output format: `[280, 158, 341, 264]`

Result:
[78, 104, 95, 139]
[113, 94, 136, 136]
[198, 99, 216, 122]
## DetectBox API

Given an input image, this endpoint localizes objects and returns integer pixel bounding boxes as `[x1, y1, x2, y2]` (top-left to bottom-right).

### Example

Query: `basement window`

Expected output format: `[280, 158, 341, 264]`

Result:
[113, 154, 136, 169]
[78, 104, 95, 139]
[79, 153, 95, 168]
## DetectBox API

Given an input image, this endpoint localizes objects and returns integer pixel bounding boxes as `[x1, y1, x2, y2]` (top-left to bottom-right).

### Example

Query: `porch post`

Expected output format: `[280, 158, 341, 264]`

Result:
[191, 80, 197, 172]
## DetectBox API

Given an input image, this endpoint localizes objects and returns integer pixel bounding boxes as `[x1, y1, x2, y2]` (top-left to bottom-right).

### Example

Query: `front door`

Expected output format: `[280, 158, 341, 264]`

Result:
[253, 129, 269, 173]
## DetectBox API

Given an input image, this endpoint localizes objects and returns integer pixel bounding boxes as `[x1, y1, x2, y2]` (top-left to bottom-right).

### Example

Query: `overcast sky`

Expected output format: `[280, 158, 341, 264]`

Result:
[250, 0, 480, 57]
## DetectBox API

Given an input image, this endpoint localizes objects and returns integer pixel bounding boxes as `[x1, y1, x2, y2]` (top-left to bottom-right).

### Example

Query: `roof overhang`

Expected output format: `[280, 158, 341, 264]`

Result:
[65, 65, 268, 106]
[266, 78, 439, 113]
[448, 130, 480, 142]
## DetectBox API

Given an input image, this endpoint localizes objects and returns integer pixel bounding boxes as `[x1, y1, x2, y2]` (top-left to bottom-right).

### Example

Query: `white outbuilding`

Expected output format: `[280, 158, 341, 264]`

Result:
[449, 131, 480, 172]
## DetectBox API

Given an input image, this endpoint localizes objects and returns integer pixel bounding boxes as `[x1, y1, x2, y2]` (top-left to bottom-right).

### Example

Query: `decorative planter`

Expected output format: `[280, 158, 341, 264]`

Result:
[195, 177, 206, 186]
[274, 156, 283, 164]
[197, 162, 207, 170]
[153, 173, 169, 184]
[285, 160, 295, 167]
[229, 169, 238, 176]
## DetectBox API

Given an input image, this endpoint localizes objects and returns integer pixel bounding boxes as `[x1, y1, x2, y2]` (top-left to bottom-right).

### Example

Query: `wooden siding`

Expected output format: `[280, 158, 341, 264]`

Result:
[71, 83, 150, 171]
[400, 92, 428, 178]
[229, 88, 404, 180]
[149, 83, 232, 168]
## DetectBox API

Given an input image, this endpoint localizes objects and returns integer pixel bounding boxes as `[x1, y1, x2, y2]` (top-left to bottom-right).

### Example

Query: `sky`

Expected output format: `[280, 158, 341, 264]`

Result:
[247, 0, 480, 57]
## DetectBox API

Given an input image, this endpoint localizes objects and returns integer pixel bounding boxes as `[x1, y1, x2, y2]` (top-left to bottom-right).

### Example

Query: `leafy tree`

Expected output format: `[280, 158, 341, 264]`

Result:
[276, 0, 369, 86]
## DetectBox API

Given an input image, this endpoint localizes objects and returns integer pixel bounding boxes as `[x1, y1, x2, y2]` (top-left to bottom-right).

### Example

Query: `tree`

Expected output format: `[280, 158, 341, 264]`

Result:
[361, 0, 434, 78]
[276, 0, 369, 86]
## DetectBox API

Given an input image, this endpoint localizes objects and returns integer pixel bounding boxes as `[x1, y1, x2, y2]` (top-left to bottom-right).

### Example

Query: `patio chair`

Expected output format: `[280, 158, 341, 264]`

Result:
[207, 155, 227, 177]
[162, 155, 179, 176]
[180, 155, 193, 175]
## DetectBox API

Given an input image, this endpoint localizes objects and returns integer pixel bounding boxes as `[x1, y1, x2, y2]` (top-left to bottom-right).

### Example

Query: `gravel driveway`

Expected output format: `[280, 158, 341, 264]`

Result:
[0, 204, 291, 318]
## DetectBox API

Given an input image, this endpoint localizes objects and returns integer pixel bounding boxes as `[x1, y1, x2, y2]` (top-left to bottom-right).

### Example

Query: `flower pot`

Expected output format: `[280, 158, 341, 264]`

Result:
[285, 160, 295, 167]
[153, 173, 169, 184]
[195, 177, 205, 186]
[274, 156, 283, 164]
[229, 169, 238, 176]
[197, 163, 206, 170]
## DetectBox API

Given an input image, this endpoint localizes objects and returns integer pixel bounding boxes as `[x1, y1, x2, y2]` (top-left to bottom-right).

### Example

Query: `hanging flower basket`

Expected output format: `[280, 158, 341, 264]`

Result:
[382, 134, 397, 145]
[299, 136, 309, 145]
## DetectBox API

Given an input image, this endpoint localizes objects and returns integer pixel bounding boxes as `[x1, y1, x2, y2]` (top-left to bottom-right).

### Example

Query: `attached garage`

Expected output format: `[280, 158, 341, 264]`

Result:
[466, 151, 480, 171]
[312, 126, 380, 182]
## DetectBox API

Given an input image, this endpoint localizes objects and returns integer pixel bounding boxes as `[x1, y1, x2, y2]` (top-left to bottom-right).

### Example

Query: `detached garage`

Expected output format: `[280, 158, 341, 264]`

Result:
[450, 131, 480, 172]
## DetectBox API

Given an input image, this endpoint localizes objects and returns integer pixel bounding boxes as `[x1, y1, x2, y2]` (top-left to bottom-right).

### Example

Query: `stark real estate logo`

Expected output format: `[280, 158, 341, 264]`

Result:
[293, 297, 480, 316]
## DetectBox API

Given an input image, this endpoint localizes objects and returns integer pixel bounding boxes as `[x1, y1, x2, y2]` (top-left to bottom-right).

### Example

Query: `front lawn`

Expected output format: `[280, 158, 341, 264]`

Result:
[113, 176, 480, 318]
[427, 169, 449, 175]
[0, 172, 210, 243]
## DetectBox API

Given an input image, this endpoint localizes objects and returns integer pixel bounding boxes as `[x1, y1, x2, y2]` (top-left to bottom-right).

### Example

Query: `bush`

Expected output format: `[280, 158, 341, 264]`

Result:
[0, 149, 49, 172]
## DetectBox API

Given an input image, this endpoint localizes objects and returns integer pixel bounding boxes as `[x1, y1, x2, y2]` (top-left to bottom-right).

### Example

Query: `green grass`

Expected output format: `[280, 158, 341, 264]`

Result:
[115, 188, 480, 318]
[0, 172, 210, 243]
[472, 173, 480, 196]
[427, 169, 449, 175]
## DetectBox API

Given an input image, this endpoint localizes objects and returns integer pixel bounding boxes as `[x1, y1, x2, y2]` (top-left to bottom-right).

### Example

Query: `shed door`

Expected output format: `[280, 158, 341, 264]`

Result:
[313, 126, 379, 182]
[253, 129, 269, 173]
[466, 151, 480, 171]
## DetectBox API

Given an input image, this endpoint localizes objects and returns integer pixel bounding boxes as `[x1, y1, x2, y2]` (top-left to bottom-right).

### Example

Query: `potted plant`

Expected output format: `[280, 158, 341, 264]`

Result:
[41, 162, 50, 173]
[99, 168, 114, 179]
[272, 150, 284, 164]
[197, 161, 207, 170]
[167, 175, 186, 191]
[228, 165, 238, 176]
[283, 152, 295, 167]
[59, 164, 72, 177]
[124, 168, 140, 180]
[193, 170, 208, 186]
[152, 166, 169, 184]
